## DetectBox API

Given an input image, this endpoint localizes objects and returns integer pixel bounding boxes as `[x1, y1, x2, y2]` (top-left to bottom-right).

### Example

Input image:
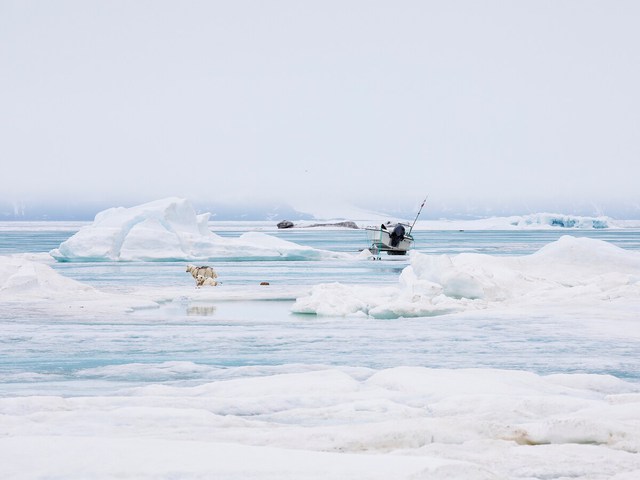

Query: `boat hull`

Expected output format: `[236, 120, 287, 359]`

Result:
[365, 226, 414, 255]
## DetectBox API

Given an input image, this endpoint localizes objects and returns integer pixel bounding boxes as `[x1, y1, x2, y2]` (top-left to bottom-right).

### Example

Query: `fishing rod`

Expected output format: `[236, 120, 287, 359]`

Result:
[408, 195, 428, 235]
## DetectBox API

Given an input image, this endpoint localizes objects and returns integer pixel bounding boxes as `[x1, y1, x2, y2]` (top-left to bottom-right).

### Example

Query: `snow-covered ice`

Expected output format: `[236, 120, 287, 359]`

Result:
[293, 235, 640, 318]
[2, 217, 640, 479]
[0, 254, 157, 313]
[50, 198, 350, 262]
[507, 212, 611, 229]
[410, 212, 624, 231]
[8, 231, 640, 320]
[1, 366, 639, 479]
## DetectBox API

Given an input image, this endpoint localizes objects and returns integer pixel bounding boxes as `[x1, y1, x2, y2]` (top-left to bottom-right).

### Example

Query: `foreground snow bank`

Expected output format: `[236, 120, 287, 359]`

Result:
[293, 236, 640, 318]
[1, 366, 639, 479]
[0, 436, 452, 480]
[50, 198, 349, 262]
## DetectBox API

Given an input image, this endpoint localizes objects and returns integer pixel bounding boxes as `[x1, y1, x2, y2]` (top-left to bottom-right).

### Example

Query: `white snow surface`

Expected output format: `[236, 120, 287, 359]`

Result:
[49, 197, 349, 261]
[410, 213, 622, 231]
[4, 229, 640, 478]
[0, 254, 157, 312]
[6, 234, 640, 319]
[293, 235, 640, 318]
[1, 366, 639, 479]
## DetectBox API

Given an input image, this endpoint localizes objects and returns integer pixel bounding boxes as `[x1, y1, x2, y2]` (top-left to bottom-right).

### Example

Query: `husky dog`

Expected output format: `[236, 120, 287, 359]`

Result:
[197, 275, 219, 287]
[186, 264, 218, 287]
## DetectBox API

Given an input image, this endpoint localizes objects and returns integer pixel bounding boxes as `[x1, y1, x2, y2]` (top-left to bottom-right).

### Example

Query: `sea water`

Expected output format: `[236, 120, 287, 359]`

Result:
[2, 222, 640, 395]
[2, 222, 640, 478]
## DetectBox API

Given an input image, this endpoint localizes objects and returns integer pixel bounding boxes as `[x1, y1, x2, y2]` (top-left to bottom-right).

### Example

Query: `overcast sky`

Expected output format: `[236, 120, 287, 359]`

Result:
[1, 1, 639, 217]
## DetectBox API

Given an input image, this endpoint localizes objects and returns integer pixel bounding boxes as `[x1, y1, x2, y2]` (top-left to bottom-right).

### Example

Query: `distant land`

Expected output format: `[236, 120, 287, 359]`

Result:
[1, 198, 639, 222]
[0, 199, 314, 222]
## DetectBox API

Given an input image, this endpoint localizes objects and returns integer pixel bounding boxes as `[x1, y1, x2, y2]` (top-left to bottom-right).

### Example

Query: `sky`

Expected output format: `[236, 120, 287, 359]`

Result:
[1, 1, 639, 219]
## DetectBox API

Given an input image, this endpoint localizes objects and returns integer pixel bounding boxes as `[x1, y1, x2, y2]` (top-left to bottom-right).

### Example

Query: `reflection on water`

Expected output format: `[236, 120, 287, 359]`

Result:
[186, 305, 217, 316]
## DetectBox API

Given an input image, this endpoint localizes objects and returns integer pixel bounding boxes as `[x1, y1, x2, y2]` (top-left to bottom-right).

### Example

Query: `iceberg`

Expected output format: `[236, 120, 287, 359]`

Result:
[50, 198, 350, 262]
[509, 213, 612, 229]
[292, 235, 640, 318]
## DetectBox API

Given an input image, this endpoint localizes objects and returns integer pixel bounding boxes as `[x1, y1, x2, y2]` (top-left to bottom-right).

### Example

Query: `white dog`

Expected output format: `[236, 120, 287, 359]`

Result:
[197, 275, 219, 287]
[186, 264, 218, 287]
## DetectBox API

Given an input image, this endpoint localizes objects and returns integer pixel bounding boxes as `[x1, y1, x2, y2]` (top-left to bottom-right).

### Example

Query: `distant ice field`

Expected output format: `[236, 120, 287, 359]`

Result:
[2, 221, 640, 290]
[2, 221, 640, 479]
[2, 222, 640, 390]
[3, 302, 639, 397]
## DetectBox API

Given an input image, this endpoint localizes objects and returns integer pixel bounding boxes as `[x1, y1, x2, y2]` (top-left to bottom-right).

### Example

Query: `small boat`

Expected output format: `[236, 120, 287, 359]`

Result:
[365, 222, 414, 256]
[364, 197, 427, 257]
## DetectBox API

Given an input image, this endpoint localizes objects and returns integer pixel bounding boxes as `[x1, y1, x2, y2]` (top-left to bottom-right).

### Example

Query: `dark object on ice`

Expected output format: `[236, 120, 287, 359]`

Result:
[260, 281, 270, 285]
[306, 221, 359, 229]
[364, 196, 427, 257]
[389, 224, 405, 247]
[367, 222, 413, 256]
[277, 220, 294, 229]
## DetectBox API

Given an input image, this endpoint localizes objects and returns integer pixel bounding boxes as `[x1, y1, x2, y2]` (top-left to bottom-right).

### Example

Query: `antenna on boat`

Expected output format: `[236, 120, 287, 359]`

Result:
[408, 195, 428, 235]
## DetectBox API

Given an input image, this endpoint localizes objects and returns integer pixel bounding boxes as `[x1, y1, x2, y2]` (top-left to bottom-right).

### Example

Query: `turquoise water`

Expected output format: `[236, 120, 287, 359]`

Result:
[1, 223, 640, 395]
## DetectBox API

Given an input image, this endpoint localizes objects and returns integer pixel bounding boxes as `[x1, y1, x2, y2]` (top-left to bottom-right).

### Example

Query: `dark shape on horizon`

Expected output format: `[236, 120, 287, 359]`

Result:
[305, 221, 359, 229]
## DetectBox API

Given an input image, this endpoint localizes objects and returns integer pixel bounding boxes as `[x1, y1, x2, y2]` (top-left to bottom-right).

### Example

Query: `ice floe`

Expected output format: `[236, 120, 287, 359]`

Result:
[0, 255, 157, 313]
[0, 365, 638, 479]
[508, 212, 611, 229]
[9, 233, 640, 318]
[292, 235, 640, 318]
[411, 212, 625, 231]
[50, 197, 350, 262]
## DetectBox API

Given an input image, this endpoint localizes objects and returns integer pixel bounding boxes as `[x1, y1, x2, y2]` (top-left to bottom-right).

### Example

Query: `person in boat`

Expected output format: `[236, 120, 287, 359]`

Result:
[389, 224, 405, 247]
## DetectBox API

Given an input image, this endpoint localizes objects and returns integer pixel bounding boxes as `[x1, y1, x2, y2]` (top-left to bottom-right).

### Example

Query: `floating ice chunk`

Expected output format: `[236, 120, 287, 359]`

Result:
[50, 198, 350, 262]
[0, 255, 93, 298]
[0, 255, 156, 312]
[293, 236, 640, 318]
[292, 283, 397, 317]
[509, 213, 612, 229]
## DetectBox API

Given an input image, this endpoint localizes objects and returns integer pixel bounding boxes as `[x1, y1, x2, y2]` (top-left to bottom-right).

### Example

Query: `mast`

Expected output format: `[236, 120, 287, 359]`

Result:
[408, 196, 428, 235]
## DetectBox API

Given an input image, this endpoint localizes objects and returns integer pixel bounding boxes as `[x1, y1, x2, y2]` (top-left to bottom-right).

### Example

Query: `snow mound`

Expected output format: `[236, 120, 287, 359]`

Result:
[2, 366, 639, 478]
[292, 236, 640, 318]
[50, 198, 349, 262]
[0, 255, 93, 299]
[0, 255, 156, 312]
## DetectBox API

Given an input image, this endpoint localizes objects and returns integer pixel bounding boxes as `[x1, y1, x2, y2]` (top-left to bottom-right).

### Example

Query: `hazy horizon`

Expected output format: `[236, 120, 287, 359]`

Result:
[1, 195, 639, 222]
[2, 1, 639, 218]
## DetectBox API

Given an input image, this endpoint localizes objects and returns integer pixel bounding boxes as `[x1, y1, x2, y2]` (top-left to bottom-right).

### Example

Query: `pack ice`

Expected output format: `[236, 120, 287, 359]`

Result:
[0, 255, 157, 312]
[293, 235, 640, 318]
[50, 198, 347, 262]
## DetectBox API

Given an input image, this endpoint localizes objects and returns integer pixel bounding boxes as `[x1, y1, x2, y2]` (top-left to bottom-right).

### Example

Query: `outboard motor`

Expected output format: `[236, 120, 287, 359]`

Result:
[389, 224, 405, 247]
